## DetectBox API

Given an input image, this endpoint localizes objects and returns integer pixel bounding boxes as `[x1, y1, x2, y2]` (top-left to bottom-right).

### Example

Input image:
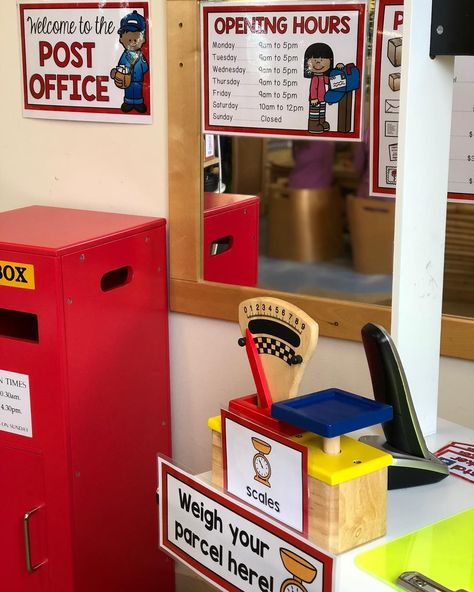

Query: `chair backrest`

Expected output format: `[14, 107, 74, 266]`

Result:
[361, 323, 430, 459]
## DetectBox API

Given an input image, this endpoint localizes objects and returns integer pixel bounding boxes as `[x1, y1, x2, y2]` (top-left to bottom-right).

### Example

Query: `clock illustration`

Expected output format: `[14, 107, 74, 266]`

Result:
[251, 437, 272, 487]
[280, 548, 318, 592]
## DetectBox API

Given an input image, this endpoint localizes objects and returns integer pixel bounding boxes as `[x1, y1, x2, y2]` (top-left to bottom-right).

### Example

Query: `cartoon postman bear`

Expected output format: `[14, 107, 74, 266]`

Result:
[110, 10, 149, 113]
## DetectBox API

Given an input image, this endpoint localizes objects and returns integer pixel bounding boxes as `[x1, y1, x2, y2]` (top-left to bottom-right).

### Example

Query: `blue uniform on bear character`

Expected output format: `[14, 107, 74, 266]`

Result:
[119, 51, 149, 105]
[112, 10, 148, 113]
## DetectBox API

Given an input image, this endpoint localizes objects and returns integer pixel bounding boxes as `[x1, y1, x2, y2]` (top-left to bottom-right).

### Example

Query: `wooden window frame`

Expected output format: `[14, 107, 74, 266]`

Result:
[166, 0, 474, 360]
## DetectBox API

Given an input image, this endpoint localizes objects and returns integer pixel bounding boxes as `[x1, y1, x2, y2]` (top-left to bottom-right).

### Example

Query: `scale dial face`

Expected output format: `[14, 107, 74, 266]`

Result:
[254, 453, 271, 479]
[239, 297, 319, 402]
[280, 579, 306, 592]
[239, 297, 313, 345]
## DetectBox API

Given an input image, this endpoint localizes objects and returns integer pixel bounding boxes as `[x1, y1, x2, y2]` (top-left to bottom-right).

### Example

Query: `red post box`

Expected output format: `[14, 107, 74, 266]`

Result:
[203, 193, 259, 287]
[0, 206, 173, 592]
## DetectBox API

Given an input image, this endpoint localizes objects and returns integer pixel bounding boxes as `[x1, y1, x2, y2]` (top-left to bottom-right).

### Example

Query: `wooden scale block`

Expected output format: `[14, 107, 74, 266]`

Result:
[210, 296, 392, 554]
[308, 467, 387, 554]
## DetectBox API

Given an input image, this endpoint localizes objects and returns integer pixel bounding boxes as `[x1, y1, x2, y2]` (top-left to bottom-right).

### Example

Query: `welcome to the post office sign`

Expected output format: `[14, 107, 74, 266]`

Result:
[18, 1, 152, 123]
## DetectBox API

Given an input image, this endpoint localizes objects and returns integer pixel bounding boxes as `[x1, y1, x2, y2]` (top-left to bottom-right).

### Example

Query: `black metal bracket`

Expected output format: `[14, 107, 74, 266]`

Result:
[430, 0, 474, 58]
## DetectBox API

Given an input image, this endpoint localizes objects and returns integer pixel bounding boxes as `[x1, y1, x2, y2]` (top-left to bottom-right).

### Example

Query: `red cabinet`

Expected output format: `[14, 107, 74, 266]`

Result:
[0, 206, 173, 592]
[203, 193, 259, 286]
[1, 447, 48, 592]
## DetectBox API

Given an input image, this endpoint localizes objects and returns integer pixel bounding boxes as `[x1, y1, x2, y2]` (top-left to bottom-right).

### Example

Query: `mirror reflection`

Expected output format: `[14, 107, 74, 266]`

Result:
[202, 134, 474, 319]
[203, 134, 393, 305]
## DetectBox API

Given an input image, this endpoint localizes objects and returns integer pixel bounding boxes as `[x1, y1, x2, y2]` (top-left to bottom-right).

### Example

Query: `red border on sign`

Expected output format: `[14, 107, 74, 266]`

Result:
[452, 441, 474, 453]
[221, 408, 309, 535]
[371, 0, 474, 201]
[202, 3, 366, 140]
[434, 444, 474, 484]
[371, 0, 400, 196]
[19, 2, 151, 115]
[159, 458, 334, 592]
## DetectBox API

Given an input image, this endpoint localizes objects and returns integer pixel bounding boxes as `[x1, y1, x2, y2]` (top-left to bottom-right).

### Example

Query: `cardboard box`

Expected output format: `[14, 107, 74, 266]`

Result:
[347, 195, 395, 274]
[387, 37, 402, 67]
[232, 136, 264, 196]
[267, 184, 344, 262]
[389, 72, 401, 92]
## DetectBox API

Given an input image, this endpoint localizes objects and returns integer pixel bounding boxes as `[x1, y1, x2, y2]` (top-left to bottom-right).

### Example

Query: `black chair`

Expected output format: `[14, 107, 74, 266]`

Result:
[360, 323, 449, 489]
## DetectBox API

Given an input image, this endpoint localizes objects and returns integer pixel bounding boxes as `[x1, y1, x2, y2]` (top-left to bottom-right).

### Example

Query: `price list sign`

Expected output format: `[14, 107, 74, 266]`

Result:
[370, 0, 474, 202]
[450, 57, 474, 201]
[201, 1, 367, 141]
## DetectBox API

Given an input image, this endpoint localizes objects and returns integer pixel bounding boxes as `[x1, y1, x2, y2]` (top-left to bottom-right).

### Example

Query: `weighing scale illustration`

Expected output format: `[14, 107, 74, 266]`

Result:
[279, 548, 318, 592]
[251, 437, 272, 487]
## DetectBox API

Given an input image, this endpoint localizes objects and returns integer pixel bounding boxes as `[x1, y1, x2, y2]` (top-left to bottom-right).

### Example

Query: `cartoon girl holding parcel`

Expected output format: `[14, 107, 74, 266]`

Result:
[304, 43, 343, 134]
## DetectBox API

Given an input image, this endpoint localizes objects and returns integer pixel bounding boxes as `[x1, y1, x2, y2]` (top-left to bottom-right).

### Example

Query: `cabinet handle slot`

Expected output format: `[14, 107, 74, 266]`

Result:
[209, 236, 233, 256]
[100, 266, 132, 292]
[0, 308, 39, 343]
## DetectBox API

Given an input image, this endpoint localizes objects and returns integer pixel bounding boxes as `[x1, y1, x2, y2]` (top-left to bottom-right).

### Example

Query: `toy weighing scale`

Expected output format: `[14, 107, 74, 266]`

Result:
[209, 297, 394, 554]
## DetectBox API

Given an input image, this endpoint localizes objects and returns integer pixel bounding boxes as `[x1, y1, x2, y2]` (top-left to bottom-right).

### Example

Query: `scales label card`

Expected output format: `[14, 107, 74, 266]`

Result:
[370, 0, 474, 201]
[222, 410, 308, 533]
[0, 370, 33, 438]
[159, 458, 333, 592]
[0, 260, 35, 290]
[201, 1, 367, 140]
[19, 1, 152, 123]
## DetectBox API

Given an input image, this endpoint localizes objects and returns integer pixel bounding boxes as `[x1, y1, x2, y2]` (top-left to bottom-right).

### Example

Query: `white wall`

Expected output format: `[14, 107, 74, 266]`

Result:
[1, 0, 473, 476]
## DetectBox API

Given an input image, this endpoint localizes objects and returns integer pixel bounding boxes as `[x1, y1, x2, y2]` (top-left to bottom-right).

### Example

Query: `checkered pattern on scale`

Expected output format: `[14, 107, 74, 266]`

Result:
[254, 336, 296, 365]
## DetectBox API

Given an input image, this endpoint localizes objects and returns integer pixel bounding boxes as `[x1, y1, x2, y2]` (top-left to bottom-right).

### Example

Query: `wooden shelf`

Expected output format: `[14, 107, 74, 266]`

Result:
[203, 156, 219, 168]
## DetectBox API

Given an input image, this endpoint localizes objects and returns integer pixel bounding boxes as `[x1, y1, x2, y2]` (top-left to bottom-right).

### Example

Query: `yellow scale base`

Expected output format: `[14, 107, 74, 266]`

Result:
[209, 417, 392, 555]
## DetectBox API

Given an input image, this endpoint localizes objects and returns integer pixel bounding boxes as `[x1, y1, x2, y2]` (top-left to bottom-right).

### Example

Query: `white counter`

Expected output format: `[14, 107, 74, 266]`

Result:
[336, 418, 474, 591]
[190, 418, 473, 592]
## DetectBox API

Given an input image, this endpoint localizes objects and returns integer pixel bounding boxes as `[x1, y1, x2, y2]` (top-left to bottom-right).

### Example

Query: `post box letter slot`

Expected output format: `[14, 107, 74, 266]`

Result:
[0, 308, 39, 343]
[100, 266, 132, 292]
[209, 236, 233, 256]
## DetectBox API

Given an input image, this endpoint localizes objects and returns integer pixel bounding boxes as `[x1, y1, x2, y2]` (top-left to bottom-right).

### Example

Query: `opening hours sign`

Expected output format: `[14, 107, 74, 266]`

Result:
[201, 1, 367, 141]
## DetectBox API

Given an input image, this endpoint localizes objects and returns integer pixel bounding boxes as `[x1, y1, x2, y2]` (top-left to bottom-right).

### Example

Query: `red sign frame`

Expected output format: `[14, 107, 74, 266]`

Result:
[370, 0, 474, 201]
[221, 408, 309, 535]
[202, 2, 367, 140]
[370, 0, 401, 197]
[19, 1, 151, 117]
[159, 458, 334, 592]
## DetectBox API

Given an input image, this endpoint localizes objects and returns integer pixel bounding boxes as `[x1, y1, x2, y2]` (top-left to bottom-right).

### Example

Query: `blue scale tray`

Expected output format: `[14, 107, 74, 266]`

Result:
[271, 388, 393, 438]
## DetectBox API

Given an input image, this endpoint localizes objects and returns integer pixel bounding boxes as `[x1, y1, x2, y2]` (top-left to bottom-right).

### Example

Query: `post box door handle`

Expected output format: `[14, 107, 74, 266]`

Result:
[23, 506, 47, 573]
